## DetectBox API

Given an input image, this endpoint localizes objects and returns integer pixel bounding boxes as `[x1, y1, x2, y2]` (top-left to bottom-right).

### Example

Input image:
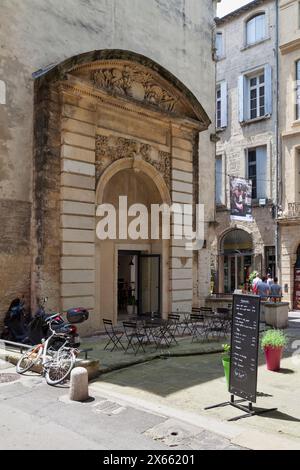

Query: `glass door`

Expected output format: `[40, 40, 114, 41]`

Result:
[224, 254, 253, 293]
[138, 255, 161, 316]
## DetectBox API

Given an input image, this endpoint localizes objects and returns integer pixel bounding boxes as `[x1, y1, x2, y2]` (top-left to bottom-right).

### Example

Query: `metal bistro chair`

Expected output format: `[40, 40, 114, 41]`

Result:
[123, 321, 147, 355]
[168, 314, 181, 338]
[214, 308, 231, 339]
[103, 319, 125, 352]
[191, 312, 208, 342]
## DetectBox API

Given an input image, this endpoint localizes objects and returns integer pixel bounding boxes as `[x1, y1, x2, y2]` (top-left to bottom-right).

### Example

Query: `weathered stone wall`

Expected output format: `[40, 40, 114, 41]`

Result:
[0, 0, 217, 324]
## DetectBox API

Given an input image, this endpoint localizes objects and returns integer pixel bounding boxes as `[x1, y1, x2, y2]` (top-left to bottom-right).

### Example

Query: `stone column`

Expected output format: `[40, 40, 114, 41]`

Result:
[60, 92, 97, 331]
[170, 125, 194, 313]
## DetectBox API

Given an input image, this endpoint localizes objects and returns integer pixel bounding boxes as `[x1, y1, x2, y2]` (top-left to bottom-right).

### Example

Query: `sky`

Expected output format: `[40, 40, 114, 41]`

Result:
[217, 0, 253, 18]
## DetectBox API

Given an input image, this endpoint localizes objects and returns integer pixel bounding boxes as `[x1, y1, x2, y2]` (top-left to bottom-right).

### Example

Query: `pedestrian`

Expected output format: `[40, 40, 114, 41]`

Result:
[267, 273, 274, 287]
[270, 277, 282, 302]
[257, 276, 270, 301]
[252, 273, 261, 294]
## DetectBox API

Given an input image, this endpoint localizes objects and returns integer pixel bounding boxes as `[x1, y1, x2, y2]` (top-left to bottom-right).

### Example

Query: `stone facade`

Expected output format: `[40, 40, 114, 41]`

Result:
[278, 0, 300, 308]
[213, 0, 278, 296]
[0, 0, 217, 332]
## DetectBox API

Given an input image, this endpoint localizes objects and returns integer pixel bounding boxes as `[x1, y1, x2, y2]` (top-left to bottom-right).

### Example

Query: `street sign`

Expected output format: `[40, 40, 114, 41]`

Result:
[229, 294, 260, 403]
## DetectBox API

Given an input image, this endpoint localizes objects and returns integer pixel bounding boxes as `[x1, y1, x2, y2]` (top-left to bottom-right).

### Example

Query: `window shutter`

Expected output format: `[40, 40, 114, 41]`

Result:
[296, 61, 300, 120]
[256, 146, 267, 199]
[265, 64, 272, 115]
[220, 81, 227, 128]
[238, 75, 244, 122]
[238, 75, 248, 122]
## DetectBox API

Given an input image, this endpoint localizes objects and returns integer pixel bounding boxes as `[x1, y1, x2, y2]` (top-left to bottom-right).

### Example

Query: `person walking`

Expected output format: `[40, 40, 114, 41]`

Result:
[270, 277, 282, 302]
[257, 276, 270, 301]
[252, 273, 261, 294]
[267, 273, 274, 287]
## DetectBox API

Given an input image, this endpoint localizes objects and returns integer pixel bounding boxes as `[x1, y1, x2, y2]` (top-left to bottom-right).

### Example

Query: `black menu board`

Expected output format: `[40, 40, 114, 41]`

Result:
[229, 294, 260, 403]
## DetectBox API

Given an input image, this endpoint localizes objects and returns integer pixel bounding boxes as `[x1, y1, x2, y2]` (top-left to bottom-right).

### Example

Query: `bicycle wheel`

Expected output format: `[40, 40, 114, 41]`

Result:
[16, 345, 42, 374]
[45, 348, 76, 386]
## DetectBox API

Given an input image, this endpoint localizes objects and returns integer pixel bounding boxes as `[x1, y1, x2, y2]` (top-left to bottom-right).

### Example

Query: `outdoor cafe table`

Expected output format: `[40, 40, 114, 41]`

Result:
[130, 316, 177, 347]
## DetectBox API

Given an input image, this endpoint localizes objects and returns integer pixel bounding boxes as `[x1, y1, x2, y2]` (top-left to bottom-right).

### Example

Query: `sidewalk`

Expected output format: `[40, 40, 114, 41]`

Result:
[90, 313, 300, 450]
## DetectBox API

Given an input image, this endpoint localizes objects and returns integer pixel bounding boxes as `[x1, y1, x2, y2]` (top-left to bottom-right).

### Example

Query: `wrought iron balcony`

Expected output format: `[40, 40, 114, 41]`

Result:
[287, 203, 300, 218]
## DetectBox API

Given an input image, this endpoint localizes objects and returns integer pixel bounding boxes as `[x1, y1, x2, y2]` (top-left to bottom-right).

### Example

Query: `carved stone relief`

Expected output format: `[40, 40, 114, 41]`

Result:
[95, 134, 171, 189]
[91, 65, 179, 114]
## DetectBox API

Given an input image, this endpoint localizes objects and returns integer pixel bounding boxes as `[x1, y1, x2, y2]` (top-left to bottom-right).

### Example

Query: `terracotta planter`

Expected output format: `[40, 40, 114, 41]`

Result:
[264, 346, 283, 371]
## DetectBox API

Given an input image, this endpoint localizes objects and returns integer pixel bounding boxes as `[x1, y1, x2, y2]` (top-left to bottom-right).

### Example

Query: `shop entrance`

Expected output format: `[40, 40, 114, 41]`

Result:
[221, 229, 253, 293]
[118, 251, 161, 320]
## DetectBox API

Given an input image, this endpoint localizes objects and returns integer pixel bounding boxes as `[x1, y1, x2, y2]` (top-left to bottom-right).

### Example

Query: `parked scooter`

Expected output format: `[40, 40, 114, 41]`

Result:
[1, 297, 88, 348]
[1, 298, 29, 343]
[27, 298, 85, 349]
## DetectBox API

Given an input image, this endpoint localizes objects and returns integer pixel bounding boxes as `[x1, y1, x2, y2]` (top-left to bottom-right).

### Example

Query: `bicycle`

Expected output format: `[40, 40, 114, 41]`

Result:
[16, 314, 78, 386]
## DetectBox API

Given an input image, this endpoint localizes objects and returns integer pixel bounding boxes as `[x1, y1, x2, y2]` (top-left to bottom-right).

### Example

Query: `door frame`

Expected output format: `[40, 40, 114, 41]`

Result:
[138, 254, 161, 317]
[224, 252, 253, 293]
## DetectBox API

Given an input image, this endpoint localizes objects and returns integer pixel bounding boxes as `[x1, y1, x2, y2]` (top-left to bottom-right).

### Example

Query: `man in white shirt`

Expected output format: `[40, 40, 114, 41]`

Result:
[267, 273, 274, 287]
[252, 273, 261, 292]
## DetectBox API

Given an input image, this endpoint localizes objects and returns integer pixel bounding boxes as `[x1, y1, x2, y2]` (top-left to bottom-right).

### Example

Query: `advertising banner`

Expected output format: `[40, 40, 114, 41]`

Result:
[230, 177, 253, 222]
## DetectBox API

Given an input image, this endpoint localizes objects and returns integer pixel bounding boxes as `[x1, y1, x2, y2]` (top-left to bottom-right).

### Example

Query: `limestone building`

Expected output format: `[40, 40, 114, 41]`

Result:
[278, 0, 300, 309]
[0, 0, 218, 334]
[213, 0, 278, 299]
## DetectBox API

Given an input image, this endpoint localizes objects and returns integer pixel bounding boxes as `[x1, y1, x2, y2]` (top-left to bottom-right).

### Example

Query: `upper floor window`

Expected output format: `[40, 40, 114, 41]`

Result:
[247, 146, 267, 200]
[296, 60, 300, 120]
[238, 65, 272, 122]
[216, 32, 224, 59]
[246, 13, 266, 45]
[249, 72, 265, 120]
[216, 155, 224, 205]
[216, 81, 228, 129]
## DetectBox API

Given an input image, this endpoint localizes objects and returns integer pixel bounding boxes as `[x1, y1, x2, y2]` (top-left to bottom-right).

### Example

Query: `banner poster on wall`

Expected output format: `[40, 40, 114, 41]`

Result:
[230, 177, 253, 222]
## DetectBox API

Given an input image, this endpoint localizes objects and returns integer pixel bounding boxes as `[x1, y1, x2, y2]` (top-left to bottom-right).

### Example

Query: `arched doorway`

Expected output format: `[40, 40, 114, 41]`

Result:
[293, 245, 300, 310]
[221, 229, 253, 293]
[32, 50, 211, 333]
[96, 160, 170, 324]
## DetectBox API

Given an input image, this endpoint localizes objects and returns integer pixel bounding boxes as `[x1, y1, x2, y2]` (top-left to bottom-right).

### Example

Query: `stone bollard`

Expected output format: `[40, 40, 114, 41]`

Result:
[69, 367, 89, 402]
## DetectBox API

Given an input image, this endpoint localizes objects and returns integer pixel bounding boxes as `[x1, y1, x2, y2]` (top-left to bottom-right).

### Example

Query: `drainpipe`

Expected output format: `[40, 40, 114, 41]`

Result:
[275, 0, 281, 279]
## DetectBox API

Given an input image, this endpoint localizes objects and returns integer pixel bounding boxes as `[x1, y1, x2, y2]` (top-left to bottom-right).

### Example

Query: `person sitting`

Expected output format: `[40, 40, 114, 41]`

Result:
[270, 277, 282, 303]
[257, 276, 270, 301]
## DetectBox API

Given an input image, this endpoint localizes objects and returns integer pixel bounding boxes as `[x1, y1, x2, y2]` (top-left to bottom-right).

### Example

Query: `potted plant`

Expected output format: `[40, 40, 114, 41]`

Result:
[127, 295, 137, 316]
[222, 344, 231, 389]
[261, 329, 288, 371]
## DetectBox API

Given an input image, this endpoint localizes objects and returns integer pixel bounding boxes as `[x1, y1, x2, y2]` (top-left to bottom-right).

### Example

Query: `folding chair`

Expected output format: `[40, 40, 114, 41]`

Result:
[123, 322, 146, 355]
[180, 312, 193, 336]
[168, 314, 181, 338]
[103, 319, 125, 352]
[191, 313, 208, 342]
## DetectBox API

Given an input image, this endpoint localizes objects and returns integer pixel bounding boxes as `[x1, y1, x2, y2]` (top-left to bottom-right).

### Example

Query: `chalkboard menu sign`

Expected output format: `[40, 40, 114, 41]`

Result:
[229, 294, 260, 403]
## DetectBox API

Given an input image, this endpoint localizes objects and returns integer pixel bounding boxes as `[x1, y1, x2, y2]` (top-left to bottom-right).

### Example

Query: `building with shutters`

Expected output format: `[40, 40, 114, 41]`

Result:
[278, 0, 300, 309]
[211, 0, 278, 298]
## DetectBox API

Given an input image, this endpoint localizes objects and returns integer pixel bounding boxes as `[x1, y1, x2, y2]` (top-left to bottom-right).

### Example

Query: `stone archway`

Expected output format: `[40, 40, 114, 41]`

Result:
[218, 229, 253, 294]
[32, 50, 210, 334]
[95, 160, 171, 325]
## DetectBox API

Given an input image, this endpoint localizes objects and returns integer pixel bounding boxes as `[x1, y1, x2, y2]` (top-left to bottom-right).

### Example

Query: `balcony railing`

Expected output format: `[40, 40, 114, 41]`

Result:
[287, 203, 300, 218]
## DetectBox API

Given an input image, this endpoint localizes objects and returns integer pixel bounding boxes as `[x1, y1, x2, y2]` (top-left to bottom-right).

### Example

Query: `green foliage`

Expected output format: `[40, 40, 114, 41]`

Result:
[222, 343, 231, 357]
[261, 329, 288, 350]
[249, 271, 257, 284]
[128, 295, 137, 306]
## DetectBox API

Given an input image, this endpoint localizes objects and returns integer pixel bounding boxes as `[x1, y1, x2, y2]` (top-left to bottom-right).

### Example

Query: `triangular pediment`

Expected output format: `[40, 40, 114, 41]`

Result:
[66, 60, 209, 126]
